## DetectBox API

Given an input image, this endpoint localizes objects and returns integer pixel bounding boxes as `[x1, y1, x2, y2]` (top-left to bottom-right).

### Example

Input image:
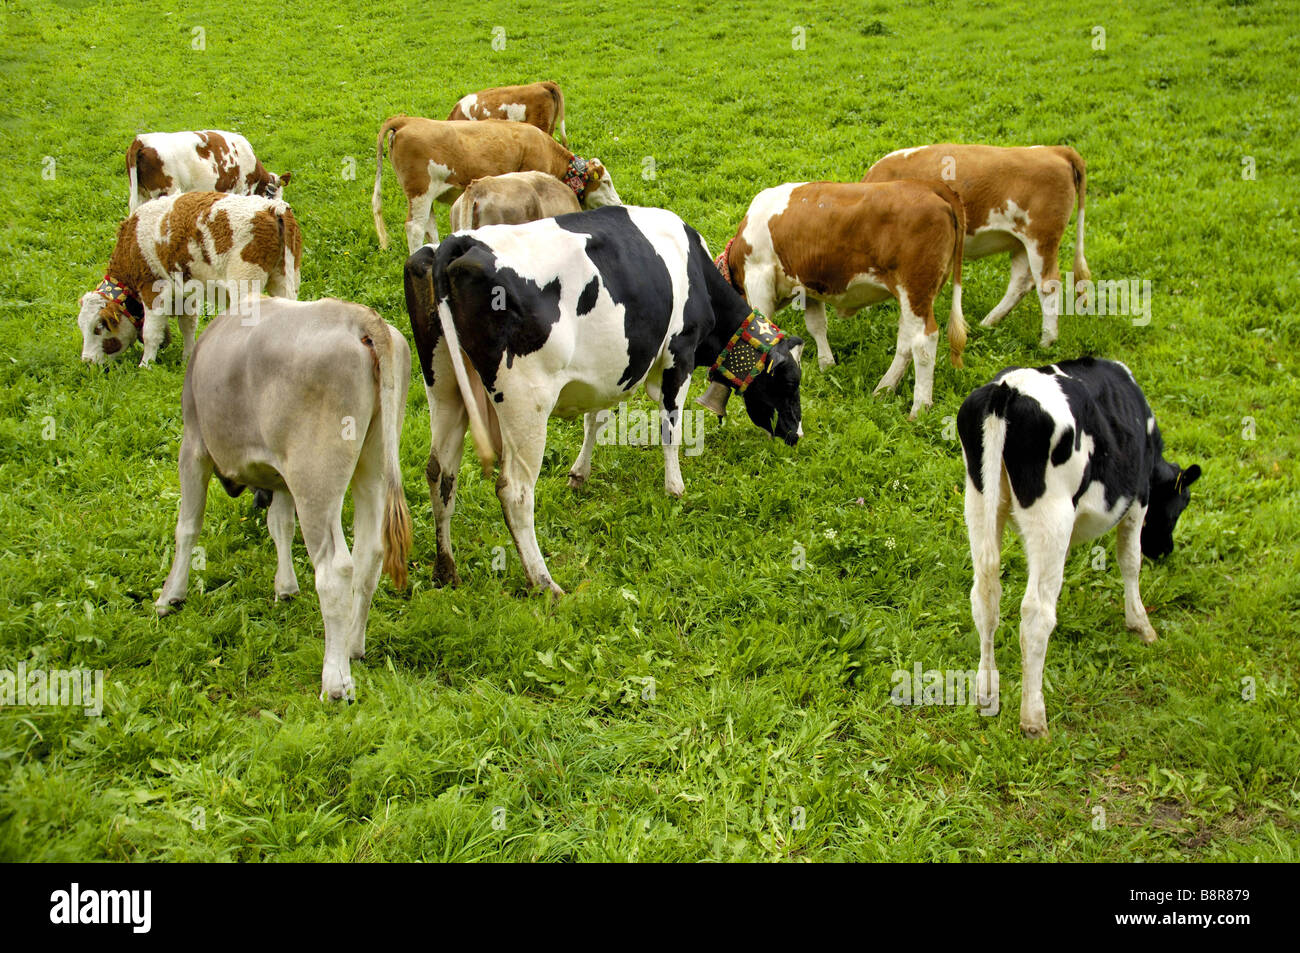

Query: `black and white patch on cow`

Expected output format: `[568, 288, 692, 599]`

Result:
[956, 357, 1201, 737]
[403, 204, 803, 595]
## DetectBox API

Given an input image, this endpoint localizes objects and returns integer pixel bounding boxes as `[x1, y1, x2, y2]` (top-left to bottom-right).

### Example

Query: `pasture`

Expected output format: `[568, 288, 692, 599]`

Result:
[1, 0, 1297, 861]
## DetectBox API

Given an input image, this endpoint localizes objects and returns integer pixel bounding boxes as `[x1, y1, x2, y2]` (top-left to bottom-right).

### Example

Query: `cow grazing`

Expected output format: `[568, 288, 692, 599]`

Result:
[76, 192, 302, 366]
[155, 298, 413, 702]
[447, 81, 568, 146]
[372, 116, 621, 253]
[77, 192, 302, 366]
[403, 205, 804, 596]
[126, 130, 290, 213]
[957, 358, 1201, 737]
[448, 170, 581, 232]
[713, 180, 965, 419]
[863, 144, 1088, 348]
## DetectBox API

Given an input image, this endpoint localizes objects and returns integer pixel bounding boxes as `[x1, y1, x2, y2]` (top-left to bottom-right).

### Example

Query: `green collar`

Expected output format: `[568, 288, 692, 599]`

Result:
[709, 310, 785, 393]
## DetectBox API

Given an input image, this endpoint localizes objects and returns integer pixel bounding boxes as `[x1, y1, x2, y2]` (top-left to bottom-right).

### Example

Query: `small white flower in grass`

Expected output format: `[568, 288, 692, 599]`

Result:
[823, 529, 837, 540]
[885, 537, 896, 550]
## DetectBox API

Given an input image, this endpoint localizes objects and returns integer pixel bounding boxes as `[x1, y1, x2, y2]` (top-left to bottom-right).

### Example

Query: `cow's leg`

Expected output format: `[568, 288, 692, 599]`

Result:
[567, 411, 600, 490]
[980, 243, 1034, 328]
[1016, 504, 1071, 737]
[802, 298, 834, 370]
[425, 375, 469, 587]
[345, 444, 386, 661]
[966, 474, 1011, 716]
[1026, 238, 1064, 348]
[496, 408, 561, 596]
[156, 430, 214, 614]
[1117, 505, 1158, 644]
[405, 190, 436, 255]
[658, 369, 694, 499]
[268, 490, 299, 601]
[907, 300, 940, 420]
[178, 312, 199, 362]
[138, 305, 169, 367]
[296, 493, 356, 701]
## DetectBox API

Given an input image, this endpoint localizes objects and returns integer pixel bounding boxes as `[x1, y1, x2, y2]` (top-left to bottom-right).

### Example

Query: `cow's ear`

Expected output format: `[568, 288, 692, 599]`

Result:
[278, 171, 292, 187]
[585, 159, 606, 185]
[1178, 464, 1202, 490]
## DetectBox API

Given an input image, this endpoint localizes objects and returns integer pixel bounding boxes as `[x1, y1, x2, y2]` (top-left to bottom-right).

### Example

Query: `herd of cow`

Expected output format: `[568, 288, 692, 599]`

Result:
[74, 81, 1201, 736]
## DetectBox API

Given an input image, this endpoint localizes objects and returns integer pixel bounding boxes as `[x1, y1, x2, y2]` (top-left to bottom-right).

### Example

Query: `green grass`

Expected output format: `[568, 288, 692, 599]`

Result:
[1, 0, 1297, 861]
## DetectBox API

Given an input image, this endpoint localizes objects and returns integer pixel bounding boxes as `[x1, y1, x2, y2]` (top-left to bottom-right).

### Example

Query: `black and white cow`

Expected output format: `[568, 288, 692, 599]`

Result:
[957, 358, 1201, 737]
[403, 204, 804, 595]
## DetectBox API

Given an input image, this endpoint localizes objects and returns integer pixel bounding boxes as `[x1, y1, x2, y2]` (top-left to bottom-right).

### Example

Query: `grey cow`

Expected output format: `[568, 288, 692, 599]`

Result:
[448, 170, 582, 232]
[156, 297, 413, 701]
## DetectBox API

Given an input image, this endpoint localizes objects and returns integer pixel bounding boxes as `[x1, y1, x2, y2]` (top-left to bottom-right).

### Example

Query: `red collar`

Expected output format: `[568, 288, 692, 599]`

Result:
[714, 236, 736, 285]
[95, 274, 144, 332]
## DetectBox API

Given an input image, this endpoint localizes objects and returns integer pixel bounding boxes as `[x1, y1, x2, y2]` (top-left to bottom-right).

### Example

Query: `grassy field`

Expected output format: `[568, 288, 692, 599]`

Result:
[0, 0, 1297, 861]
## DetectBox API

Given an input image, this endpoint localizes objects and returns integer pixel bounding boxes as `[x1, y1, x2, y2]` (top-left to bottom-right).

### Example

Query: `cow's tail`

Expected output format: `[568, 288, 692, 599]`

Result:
[126, 138, 142, 213]
[275, 204, 303, 299]
[435, 262, 497, 477]
[932, 181, 967, 367]
[974, 394, 1008, 587]
[368, 321, 412, 589]
[1061, 146, 1091, 284]
[545, 80, 568, 147]
[373, 115, 409, 249]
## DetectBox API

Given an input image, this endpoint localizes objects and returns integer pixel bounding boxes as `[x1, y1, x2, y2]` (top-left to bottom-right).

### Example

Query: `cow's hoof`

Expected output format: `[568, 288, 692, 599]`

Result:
[275, 589, 299, 602]
[1130, 624, 1158, 645]
[155, 598, 183, 617]
[980, 314, 1003, 328]
[320, 674, 356, 703]
[541, 579, 566, 598]
[567, 471, 587, 491]
[976, 695, 1000, 717]
[817, 357, 836, 371]
[1020, 722, 1050, 740]
[1039, 333, 1058, 349]
[665, 483, 684, 500]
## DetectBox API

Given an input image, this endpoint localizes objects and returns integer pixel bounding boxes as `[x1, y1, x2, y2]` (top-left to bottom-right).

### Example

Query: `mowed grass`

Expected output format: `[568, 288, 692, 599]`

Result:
[0, 0, 1297, 861]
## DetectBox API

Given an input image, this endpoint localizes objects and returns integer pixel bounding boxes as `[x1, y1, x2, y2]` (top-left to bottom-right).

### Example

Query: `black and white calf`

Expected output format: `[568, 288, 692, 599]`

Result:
[403, 204, 804, 595]
[957, 358, 1201, 737]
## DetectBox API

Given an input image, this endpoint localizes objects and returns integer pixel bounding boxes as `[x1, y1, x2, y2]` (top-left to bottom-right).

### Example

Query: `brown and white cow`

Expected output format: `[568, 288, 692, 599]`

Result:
[372, 116, 620, 253]
[126, 130, 290, 213]
[448, 170, 582, 232]
[862, 144, 1088, 348]
[76, 192, 302, 366]
[712, 180, 965, 419]
[447, 81, 568, 146]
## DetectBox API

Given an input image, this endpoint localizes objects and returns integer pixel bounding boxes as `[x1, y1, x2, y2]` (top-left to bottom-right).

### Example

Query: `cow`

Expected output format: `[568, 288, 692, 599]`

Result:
[863, 144, 1089, 348]
[956, 357, 1201, 737]
[448, 170, 582, 232]
[402, 205, 804, 596]
[126, 130, 290, 213]
[155, 298, 413, 702]
[447, 80, 568, 146]
[76, 192, 302, 366]
[711, 180, 965, 420]
[372, 116, 621, 253]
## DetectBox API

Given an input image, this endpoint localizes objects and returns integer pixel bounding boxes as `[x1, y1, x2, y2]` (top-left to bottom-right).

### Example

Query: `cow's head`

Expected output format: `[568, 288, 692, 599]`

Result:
[580, 159, 621, 208]
[740, 335, 804, 446]
[1141, 460, 1202, 559]
[266, 170, 291, 199]
[77, 284, 143, 363]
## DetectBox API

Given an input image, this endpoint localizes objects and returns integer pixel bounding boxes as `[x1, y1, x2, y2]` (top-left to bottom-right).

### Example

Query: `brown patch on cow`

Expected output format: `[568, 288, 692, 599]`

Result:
[729, 215, 751, 294]
[129, 140, 173, 198]
[239, 206, 287, 275]
[195, 131, 240, 192]
[244, 160, 278, 195]
[208, 208, 235, 255]
[104, 215, 161, 309]
[444, 82, 563, 138]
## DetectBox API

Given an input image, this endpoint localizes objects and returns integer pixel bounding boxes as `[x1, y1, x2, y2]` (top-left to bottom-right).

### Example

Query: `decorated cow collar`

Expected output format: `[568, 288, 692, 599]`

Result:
[709, 310, 786, 394]
[562, 155, 591, 202]
[95, 274, 144, 333]
[714, 236, 736, 285]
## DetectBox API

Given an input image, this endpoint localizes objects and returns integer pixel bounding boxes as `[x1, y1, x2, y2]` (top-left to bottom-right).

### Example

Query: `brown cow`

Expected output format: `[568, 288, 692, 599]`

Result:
[447, 81, 567, 146]
[863, 144, 1089, 347]
[371, 116, 620, 253]
[448, 170, 581, 232]
[712, 180, 964, 419]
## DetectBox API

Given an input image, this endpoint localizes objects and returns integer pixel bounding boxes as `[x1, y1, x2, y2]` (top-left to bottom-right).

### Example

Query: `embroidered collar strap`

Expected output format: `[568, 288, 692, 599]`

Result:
[709, 310, 785, 394]
[95, 274, 144, 332]
[563, 156, 590, 202]
[714, 236, 736, 285]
